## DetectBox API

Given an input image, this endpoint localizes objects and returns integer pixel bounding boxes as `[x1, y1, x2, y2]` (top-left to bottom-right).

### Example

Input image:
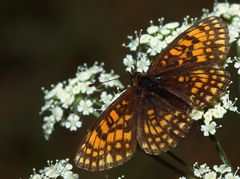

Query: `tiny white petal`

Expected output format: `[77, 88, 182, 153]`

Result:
[147, 25, 159, 34]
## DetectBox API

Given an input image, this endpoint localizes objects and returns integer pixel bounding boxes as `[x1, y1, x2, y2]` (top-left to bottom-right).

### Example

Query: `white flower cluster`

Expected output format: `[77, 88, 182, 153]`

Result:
[191, 91, 238, 136]
[123, 17, 194, 72]
[41, 62, 123, 140]
[180, 163, 240, 179]
[204, 2, 240, 43]
[123, 2, 240, 137]
[29, 159, 78, 179]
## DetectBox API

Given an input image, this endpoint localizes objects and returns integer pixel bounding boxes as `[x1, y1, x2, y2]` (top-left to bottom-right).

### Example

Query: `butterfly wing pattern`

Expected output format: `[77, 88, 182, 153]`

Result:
[147, 16, 229, 74]
[75, 88, 139, 171]
[137, 90, 192, 155]
[75, 16, 230, 171]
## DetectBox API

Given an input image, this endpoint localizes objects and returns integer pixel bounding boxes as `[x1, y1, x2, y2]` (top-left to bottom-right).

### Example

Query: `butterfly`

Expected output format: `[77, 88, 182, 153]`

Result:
[74, 16, 230, 171]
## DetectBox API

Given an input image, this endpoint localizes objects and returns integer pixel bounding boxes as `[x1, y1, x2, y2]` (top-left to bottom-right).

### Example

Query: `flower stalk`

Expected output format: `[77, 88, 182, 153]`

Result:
[209, 134, 232, 168]
[167, 151, 194, 173]
[142, 149, 196, 179]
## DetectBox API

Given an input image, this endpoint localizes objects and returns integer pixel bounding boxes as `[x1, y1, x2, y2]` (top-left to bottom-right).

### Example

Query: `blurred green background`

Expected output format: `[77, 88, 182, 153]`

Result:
[1, 0, 240, 178]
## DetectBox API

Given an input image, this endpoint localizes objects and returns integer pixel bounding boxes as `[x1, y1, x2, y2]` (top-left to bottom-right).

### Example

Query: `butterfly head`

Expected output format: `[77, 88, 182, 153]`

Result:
[128, 71, 156, 90]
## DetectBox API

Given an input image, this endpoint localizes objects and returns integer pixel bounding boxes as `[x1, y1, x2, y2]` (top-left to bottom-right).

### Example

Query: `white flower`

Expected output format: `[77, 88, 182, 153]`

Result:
[51, 106, 63, 121]
[203, 171, 217, 179]
[30, 174, 42, 179]
[65, 114, 82, 131]
[228, 25, 239, 43]
[77, 71, 92, 81]
[221, 92, 239, 112]
[164, 22, 180, 29]
[44, 83, 63, 100]
[77, 99, 94, 115]
[140, 34, 153, 44]
[203, 109, 214, 124]
[78, 82, 96, 94]
[117, 175, 125, 179]
[234, 61, 240, 74]
[42, 115, 55, 139]
[160, 28, 171, 35]
[179, 177, 186, 179]
[127, 36, 139, 51]
[238, 39, 240, 48]
[147, 25, 159, 34]
[45, 167, 59, 178]
[155, 33, 163, 40]
[88, 62, 104, 74]
[191, 109, 204, 121]
[100, 91, 113, 111]
[165, 35, 175, 44]
[72, 83, 81, 94]
[225, 173, 240, 179]
[149, 37, 162, 53]
[123, 55, 135, 71]
[194, 163, 211, 177]
[41, 100, 54, 112]
[201, 121, 217, 136]
[61, 93, 74, 109]
[213, 164, 232, 174]
[176, 25, 189, 34]
[212, 105, 227, 119]
[136, 58, 151, 72]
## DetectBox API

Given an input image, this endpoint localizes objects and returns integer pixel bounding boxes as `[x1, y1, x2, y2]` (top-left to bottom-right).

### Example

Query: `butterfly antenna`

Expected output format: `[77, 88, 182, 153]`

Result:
[89, 75, 129, 87]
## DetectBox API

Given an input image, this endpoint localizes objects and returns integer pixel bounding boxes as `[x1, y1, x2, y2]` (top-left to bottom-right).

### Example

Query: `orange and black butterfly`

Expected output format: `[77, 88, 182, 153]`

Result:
[75, 16, 230, 171]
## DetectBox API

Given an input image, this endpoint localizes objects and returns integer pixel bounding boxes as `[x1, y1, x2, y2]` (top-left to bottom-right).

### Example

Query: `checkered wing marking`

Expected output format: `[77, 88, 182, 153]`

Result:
[147, 16, 229, 75]
[137, 92, 192, 155]
[162, 65, 230, 108]
[75, 88, 138, 171]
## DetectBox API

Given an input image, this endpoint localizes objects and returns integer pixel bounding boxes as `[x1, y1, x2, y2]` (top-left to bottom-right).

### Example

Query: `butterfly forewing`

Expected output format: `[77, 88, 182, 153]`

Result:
[75, 88, 138, 171]
[147, 16, 229, 75]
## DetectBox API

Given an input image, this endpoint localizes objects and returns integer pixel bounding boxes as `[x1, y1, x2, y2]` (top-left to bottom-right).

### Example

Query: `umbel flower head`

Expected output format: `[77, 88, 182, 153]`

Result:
[40, 62, 123, 140]
[29, 159, 78, 179]
[180, 162, 240, 179]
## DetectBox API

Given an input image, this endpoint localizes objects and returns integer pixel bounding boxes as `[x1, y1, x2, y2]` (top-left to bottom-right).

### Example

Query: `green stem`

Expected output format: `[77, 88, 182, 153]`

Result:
[209, 134, 232, 168]
[167, 151, 194, 173]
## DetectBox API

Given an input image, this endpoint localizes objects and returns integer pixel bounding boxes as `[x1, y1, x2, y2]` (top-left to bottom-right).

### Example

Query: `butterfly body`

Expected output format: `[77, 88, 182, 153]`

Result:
[75, 16, 230, 171]
[130, 72, 158, 91]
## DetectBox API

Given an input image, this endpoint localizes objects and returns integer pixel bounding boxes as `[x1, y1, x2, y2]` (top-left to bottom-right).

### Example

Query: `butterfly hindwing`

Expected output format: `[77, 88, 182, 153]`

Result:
[75, 88, 138, 171]
[137, 91, 192, 155]
[147, 16, 229, 75]
[161, 65, 230, 108]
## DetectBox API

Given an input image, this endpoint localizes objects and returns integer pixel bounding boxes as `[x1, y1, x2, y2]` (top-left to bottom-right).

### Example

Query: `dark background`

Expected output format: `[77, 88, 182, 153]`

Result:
[1, 0, 240, 178]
